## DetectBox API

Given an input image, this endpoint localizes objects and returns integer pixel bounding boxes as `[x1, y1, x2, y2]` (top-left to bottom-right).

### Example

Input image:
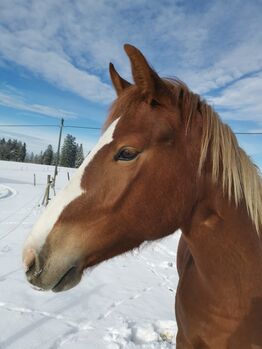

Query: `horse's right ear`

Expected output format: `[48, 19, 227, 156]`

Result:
[109, 63, 131, 96]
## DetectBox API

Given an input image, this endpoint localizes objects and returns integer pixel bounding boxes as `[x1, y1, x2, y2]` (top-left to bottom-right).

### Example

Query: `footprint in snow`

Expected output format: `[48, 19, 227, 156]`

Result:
[104, 320, 177, 348]
[0, 245, 11, 254]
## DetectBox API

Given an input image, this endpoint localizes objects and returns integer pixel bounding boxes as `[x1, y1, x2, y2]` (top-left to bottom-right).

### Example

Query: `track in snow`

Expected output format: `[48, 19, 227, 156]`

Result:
[0, 161, 179, 349]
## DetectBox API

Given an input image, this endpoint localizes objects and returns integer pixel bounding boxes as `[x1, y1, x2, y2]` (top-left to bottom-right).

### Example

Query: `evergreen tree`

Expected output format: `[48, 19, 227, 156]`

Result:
[42, 144, 53, 165]
[34, 151, 43, 164]
[60, 134, 77, 168]
[22, 142, 26, 162]
[39, 151, 44, 164]
[9, 139, 17, 160]
[25, 151, 34, 163]
[75, 143, 84, 168]
[29, 152, 35, 163]
[17, 142, 26, 162]
[34, 154, 39, 163]
[0, 138, 7, 160]
[52, 152, 58, 166]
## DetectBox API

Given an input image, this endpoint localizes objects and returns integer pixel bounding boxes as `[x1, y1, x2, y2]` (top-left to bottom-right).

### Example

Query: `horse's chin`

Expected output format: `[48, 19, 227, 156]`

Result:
[51, 266, 83, 293]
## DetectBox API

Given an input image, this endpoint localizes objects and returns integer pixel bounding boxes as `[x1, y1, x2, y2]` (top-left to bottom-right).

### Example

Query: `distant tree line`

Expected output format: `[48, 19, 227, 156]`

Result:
[0, 134, 85, 168]
[0, 138, 26, 162]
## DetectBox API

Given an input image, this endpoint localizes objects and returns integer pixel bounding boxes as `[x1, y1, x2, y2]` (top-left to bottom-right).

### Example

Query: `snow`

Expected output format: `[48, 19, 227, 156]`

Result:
[0, 160, 180, 348]
[0, 184, 16, 200]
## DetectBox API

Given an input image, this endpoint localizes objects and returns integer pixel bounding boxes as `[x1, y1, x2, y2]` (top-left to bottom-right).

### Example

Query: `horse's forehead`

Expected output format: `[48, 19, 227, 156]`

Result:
[112, 103, 157, 137]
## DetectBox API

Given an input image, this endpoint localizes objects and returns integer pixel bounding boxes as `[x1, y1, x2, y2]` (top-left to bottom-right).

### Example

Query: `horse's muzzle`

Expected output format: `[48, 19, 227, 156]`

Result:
[23, 247, 82, 292]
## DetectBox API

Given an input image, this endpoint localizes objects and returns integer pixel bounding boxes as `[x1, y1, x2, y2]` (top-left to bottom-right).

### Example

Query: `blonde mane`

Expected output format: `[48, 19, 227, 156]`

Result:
[167, 79, 262, 233]
[199, 103, 262, 233]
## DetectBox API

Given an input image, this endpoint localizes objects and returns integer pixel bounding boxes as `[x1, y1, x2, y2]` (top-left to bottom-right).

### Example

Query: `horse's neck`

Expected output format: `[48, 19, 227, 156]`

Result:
[181, 182, 262, 302]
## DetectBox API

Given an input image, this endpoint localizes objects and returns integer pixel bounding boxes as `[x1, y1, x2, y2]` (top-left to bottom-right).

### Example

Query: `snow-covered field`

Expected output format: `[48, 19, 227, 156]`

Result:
[0, 160, 180, 349]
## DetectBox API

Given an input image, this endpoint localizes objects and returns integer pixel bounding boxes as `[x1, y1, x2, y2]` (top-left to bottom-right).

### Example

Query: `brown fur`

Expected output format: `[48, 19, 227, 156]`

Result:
[24, 45, 262, 348]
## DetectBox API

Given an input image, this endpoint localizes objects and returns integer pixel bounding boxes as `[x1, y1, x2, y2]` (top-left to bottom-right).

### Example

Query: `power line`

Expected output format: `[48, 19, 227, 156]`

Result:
[0, 124, 262, 134]
[64, 125, 100, 130]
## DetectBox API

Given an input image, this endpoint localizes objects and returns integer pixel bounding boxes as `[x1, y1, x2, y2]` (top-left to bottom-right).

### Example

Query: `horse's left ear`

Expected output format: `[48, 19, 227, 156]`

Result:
[124, 44, 169, 104]
[109, 63, 132, 96]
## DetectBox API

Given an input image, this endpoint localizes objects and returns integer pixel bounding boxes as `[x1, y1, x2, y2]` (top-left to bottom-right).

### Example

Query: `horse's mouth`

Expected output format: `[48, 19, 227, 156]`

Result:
[52, 266, 81, 292]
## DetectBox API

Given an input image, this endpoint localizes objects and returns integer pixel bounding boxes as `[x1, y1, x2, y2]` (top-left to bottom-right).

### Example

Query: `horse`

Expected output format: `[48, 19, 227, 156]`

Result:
[22, 44, 262, 348]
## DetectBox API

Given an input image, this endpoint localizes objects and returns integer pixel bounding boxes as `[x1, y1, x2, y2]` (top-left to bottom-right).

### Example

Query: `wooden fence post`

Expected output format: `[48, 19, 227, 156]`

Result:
[42, 175, 52, 206]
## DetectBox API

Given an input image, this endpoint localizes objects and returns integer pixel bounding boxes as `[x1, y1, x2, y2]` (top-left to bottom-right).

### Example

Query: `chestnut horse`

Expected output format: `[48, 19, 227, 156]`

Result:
[23, 45, 262, 348]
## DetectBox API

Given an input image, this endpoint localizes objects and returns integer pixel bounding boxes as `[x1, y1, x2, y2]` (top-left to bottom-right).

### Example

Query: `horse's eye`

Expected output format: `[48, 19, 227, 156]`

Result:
[114, 147, 140, 161]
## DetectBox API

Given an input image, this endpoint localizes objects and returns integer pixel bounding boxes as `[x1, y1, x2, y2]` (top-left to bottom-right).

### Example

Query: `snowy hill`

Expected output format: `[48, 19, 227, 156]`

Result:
[0, 160, 179, 349]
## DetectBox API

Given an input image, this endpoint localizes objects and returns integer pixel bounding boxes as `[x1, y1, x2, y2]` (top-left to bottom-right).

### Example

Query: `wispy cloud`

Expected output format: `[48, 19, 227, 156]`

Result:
[0, 0, 261, 122]
[0, 126, 58, 153]
[0, 87, 77, 119]
[0, 26, 114, 104]
[207, 72, 262, 122]
[0, 129, 44, 143]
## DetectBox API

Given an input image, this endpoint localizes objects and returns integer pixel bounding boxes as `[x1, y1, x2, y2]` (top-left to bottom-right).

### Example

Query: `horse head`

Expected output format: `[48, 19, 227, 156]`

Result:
[22, 45, 202, 292]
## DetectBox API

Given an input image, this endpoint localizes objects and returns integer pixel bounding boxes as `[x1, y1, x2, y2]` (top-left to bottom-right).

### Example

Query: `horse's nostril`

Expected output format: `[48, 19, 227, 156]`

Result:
[23, 248, 44, 282]
[23, 248, 36, 273]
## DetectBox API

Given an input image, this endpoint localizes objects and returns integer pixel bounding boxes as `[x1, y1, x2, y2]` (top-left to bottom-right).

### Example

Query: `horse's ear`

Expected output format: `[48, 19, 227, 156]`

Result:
[124, 44, 168, 103]
[109, 63, 131, 96]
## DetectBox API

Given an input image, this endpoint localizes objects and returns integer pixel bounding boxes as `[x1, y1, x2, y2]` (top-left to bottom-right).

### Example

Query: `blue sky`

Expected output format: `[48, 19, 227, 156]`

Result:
[0, 0, 262, 167]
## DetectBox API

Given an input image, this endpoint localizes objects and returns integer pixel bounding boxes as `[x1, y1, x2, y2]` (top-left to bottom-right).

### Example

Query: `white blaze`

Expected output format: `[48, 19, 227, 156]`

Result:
[23, 118, 120, 253]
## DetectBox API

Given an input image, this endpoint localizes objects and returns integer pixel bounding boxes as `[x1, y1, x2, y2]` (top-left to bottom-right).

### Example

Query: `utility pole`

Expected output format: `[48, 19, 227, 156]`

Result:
[52, 118, 64, 191]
